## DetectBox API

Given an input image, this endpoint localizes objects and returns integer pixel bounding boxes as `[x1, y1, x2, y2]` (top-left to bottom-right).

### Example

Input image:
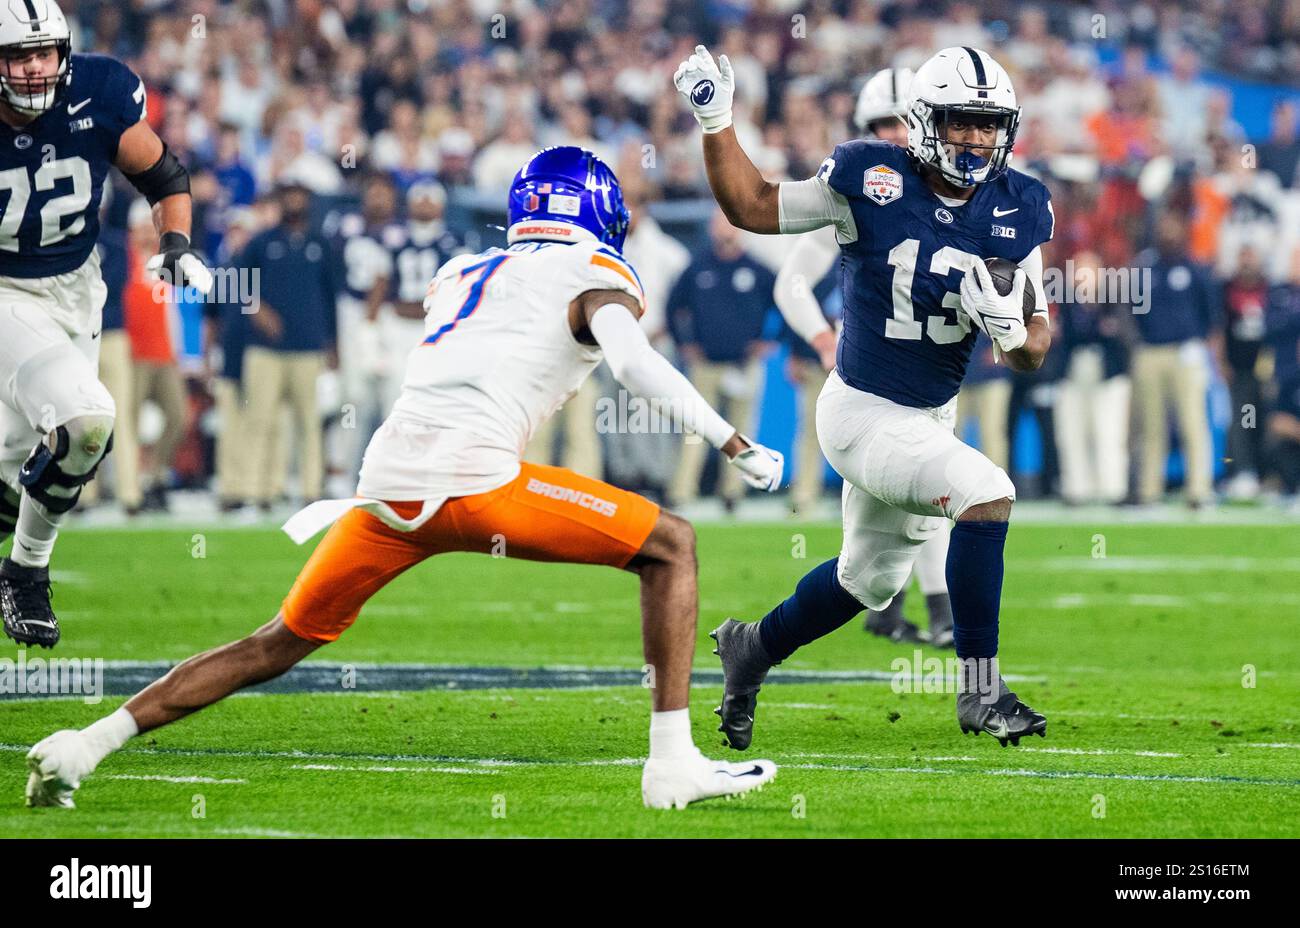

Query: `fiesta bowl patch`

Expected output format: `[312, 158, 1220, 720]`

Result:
[863, 164, 902, 205]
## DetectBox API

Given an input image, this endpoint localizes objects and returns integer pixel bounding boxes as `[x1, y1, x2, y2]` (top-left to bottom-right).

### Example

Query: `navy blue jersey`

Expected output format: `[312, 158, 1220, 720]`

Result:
[383, 223, 470, 305]
[0, 54, 147, 279]
[821, 141, 1053, 407]
[332, 212, 391, 302]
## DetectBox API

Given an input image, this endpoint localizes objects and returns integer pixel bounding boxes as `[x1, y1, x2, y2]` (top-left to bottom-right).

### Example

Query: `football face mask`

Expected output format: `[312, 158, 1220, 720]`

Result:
[931, 107, 1017, 186]
[0, 42, 69, 115]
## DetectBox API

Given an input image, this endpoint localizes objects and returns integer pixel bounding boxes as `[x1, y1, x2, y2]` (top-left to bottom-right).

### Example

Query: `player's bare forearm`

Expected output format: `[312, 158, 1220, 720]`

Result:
[720, 432, 747, 457]
[1004, 316, 1051, 372]
[116, 121, 193, 238]
[701, 127, 781, 233]
[151, 193, 193, 239]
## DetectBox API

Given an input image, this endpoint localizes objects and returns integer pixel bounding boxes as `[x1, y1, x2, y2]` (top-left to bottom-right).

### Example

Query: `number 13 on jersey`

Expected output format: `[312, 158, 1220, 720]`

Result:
[885, 237, 982, 345]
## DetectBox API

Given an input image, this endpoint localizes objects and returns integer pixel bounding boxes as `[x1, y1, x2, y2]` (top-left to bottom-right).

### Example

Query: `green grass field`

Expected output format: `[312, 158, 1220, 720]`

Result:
[2, 517, 1298, 837]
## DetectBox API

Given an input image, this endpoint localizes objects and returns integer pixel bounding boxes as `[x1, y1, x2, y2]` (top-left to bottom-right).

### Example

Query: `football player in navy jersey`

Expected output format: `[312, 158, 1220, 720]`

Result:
[373, 181, 472, 412]
[329, 172, 398, 480]
[0, 0, 211, 648]
[676, 45, 1053, 747]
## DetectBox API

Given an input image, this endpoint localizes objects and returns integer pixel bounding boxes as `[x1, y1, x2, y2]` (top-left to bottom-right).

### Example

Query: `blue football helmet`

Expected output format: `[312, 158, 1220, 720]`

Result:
[506, 146, 630, 252]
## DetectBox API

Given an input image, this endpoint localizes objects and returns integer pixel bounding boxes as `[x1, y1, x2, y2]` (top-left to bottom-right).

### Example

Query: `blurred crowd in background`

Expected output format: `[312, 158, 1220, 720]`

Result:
[65, 0, 1300, 515]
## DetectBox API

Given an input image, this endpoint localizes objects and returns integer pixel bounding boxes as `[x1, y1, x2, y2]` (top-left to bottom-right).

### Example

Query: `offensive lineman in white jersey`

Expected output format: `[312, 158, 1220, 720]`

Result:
[26, 147, 784, 811]
[774, 67, 956, 649]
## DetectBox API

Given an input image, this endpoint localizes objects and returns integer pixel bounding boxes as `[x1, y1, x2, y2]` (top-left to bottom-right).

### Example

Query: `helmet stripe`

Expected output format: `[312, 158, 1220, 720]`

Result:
[961, 46, 987, 86]
[21, 0, 41, 31]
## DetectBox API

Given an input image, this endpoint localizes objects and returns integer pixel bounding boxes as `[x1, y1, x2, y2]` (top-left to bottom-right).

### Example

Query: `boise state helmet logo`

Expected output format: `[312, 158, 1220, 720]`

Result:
[691, 80, 715, 107]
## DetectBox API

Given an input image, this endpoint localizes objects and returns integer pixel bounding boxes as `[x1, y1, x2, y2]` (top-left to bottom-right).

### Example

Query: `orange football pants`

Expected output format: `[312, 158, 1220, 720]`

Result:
[281, 462, 660, 643]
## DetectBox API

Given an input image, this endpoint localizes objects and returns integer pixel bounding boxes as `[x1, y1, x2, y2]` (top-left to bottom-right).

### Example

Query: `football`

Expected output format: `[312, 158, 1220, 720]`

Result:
[984, 256, 1037, 323]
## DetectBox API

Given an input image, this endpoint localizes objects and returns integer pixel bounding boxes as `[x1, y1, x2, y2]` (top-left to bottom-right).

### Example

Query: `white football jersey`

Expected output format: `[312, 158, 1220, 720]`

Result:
[356, 238, 645, 500]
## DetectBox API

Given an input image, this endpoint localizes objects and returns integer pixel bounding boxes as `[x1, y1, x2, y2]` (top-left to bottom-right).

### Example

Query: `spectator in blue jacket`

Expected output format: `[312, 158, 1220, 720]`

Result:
[667, 210, 775, 510]
[1131, 212, 1222, 506]
[238, 181, 338, 509]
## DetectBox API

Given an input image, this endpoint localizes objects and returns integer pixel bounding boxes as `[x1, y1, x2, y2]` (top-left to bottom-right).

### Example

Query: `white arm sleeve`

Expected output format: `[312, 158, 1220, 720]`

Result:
[1019, 246, 1050, 321]
[774, 226, 838, 344]
[588, 303, 736, 450]
[777, 176, 858, 242]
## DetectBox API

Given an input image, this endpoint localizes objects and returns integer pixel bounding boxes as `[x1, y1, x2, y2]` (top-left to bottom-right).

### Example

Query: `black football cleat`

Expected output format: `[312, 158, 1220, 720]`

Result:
[710, 619, 776, 751]
[0, 557, 59, 649]
[864, 609, 926, 644]
[957, 683, 1047, 747]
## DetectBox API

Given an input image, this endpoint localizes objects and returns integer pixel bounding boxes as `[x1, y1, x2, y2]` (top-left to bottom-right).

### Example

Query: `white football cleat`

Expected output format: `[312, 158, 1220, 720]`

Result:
[26, 729, 97, 809]
[642, 750, 777, 810]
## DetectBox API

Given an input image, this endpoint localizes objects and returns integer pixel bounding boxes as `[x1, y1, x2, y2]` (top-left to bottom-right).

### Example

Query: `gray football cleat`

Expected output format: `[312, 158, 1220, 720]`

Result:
[958, 677, 1047, 747]
[709, 618, 776, 751]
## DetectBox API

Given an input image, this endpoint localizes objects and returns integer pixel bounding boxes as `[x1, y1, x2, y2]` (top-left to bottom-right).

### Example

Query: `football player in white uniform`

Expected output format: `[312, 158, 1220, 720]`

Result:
[773, 67, 956, 649]
[0, 0, 211, 648]
[676, 45, 1052, 748]
[26, 147, 783, 811]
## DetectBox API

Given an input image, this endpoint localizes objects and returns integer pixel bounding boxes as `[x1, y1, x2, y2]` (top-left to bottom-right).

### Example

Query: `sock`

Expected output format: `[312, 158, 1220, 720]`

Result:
[758, 557, 863, 663]
[867, 590, 907, 628]
[80, 707, 139, 766]
[649, 708, 695, 760]
[946, 520, 1008, 659]
[12, 495, 60, 568]
[959, 656, 1001, 706]
[0, 483, 18, 545]
[925, 592, 953, 631]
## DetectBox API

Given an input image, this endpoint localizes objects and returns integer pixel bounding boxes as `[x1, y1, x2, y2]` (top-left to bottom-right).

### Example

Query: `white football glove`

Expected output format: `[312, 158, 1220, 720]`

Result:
[959, 259, 1028, 354]
[727, 437, 784, 493]
[673, 44, 734, 133]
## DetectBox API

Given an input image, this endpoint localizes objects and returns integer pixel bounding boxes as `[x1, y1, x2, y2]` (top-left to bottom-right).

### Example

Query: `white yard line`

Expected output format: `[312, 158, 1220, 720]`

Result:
[2, 742, 1291, 788]
[289, 763, 496, 775]
[104, 774, 246, 784]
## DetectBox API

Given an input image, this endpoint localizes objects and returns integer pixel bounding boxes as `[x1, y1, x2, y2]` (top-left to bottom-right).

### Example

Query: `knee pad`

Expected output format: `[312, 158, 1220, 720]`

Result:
[837, 549, 913, 612]
[18, 416, 116, 514]
[944, 458, 1016, 521]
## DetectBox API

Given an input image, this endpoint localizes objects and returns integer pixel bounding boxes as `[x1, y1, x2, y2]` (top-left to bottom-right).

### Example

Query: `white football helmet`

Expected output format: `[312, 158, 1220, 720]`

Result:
[906, 47, 1020, 188]
[854, 67, 914, 135]
[0, 0, 71, 116]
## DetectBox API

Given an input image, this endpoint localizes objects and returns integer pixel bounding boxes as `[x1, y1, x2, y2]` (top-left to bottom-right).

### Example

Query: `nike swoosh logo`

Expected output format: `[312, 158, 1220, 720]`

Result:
[91, 330, 101, 340]
[992, 207, 1018, 217]
[987, 320, 1014, 332]
[67, 99, 92, 115]
[723, 765, 766, 778]
[985, 717, 1010, 738]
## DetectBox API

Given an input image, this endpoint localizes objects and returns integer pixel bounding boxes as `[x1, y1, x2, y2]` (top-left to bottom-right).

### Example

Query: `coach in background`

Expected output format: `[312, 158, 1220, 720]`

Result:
[1053, 251, 1135, 505]
[204, 208, 261, 512]
[1132, 212, 1221, 507]
[124, 199, 186, 513]
[239, 181, 338, 509]
[1217, 245, 1270, 500]
[93, 211, 143, 515]
[667, 210, 775, 511]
